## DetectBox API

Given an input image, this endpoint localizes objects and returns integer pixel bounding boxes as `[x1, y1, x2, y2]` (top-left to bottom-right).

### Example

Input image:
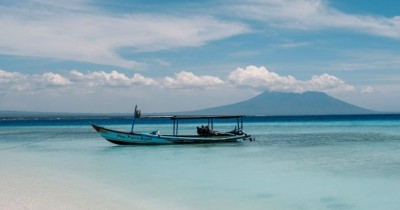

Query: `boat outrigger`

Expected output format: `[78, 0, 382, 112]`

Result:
[91, 106, 254, 145]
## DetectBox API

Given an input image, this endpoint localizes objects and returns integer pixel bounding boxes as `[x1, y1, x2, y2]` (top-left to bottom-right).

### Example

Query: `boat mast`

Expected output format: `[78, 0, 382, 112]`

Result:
[131, 105, 139, 133]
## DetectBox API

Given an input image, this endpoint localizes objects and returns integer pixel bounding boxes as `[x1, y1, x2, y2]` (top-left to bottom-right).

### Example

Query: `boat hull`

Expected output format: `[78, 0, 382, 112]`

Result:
[91, 124, 248, 145]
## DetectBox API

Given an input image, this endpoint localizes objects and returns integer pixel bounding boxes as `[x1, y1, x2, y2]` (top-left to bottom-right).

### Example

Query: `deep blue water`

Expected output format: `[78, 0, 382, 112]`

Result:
[1, 114, 400, 209]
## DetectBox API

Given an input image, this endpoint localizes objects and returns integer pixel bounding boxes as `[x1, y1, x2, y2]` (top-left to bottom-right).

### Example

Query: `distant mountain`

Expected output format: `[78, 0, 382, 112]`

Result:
[183, 91, 375, 116]
[1, 91, 376, 117]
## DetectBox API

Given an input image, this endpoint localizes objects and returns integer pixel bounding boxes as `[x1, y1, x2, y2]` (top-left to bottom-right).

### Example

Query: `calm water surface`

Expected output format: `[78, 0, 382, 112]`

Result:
[1, 115, 400, 209]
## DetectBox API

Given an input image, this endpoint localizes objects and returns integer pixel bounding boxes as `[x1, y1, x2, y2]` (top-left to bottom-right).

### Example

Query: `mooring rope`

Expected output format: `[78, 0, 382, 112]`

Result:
[0, 131, 70, 151]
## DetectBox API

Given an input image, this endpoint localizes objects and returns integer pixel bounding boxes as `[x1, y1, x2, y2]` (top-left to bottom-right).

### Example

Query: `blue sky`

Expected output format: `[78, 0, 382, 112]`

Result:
[0, 0, 399, 113]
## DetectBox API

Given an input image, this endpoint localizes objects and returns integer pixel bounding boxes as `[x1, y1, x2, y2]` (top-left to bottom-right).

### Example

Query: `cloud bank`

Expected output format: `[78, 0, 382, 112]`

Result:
[0, 66, 363, 94]
[0, 1, 248, 69]
[1, 0, 400, 70]
[229, 0, 400, 39]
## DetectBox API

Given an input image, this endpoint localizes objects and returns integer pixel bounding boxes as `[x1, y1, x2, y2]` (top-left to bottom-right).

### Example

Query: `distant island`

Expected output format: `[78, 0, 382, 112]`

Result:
[181, 91, 376, 116]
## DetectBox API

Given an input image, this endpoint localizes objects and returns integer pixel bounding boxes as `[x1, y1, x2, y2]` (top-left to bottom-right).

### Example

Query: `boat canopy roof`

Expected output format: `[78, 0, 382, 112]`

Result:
[140, 115, 243, 120]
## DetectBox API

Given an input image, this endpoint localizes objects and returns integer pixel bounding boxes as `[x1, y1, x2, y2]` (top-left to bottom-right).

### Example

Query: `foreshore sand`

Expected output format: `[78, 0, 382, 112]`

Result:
[0, 150, 177, 210]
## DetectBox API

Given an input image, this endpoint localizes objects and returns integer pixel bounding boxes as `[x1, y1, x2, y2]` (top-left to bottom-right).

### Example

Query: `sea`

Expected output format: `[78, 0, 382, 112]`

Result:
[1, 114, 400, 210]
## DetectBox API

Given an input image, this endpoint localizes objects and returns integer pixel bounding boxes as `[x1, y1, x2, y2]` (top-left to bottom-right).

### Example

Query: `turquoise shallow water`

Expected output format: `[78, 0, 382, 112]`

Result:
[1, 115, 400, 209]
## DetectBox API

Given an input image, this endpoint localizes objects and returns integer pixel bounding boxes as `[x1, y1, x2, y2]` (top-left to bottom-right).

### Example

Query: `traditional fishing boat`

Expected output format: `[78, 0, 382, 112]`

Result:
[91, 106, 254, 145]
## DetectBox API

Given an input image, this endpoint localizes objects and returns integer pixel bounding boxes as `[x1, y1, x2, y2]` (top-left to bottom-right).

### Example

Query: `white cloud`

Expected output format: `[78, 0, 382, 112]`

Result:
[0, 69, 29, 92]
[0, 66, 358, 95]
[278, 41, 310, 48]
[0, 69, 157, 94]
[228, 65, 299, 91]
[229, 0, 400, 38]
[228, 65, 354, 93]
[0, 1, 249, 69]
[69, 70, 158, 87]
[360, 86, 374, 94]
[29, 0, 92, 11]
[0, 69, 26, 83]
[0, 69, 71, 93]
[41, 72, 71, 86]
[164, 71, 225, 89]
[305, 73, 354, 93]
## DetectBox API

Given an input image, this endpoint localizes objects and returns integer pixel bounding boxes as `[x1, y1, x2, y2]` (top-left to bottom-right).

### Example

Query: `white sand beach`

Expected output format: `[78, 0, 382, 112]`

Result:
[0, 150, 181, 210]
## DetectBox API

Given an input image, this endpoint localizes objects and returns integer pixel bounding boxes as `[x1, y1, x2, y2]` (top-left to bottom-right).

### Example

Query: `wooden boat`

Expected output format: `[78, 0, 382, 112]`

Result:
[91, 106, 254, 145]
